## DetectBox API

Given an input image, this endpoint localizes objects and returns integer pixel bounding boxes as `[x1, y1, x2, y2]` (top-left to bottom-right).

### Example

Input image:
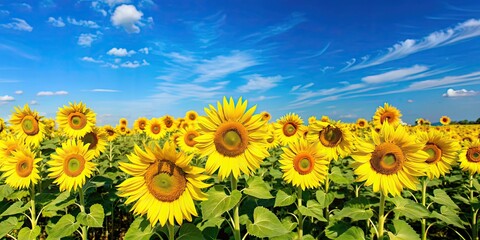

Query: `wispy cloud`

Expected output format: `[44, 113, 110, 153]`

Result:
[250, 95, 279, 102]
[0, 95, 15, 101]
[1, 18, 33, 32]
[243, 12, 306, 43]
[0, 43, 39, 60]
[120, 59, 149, 68]
[361, 65, 429, 83]
[107, 47, 136, 57]
[237, 74, 284, 92]
[37, 91, 68, 96]
[81, 56, 104, 63]
[194, 51, 257, 82]
[152, 81, 229, 103]
[14, 90, 23, 95]
[78, 32, 101, 47]
[47, 17, 65, 27]
[67, 17, 100, 28]
[443, 88, 479, 97]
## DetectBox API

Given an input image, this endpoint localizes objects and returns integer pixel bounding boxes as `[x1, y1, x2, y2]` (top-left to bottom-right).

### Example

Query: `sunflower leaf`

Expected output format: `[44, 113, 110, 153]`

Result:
[177, 223, 203, 240]
[430, 206, 466, 229]
[316, 189, 335, 209]
[430, 189, 459, 210]
[391, 196, 429, 220]
[335, 226, 366, 240]
[124, 216, 155, 240]
[76, 204, 105, 228]
[198, 217, 224, 231]
[0, 217, 18, 238]
[0, 185, 14, 201]
[387, 220, 420, 240]
[46, 214, 80, 239]
[246, 206, 289, 238]
[244, 177, 274, 199]
[0, 201, 30, 218]
[325, 221, 351, 239]
[42, 191, 76, 217]
[200, 186, 242, 219]
[333, 207, 373, 221]
[298, 200, 327, 222]
[274, 190, 296, 207]
[330, 167, 351, 185]
[18, 226, 41, 240]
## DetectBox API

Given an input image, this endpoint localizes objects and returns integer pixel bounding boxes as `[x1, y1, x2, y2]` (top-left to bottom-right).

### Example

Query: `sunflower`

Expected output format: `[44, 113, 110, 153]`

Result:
[80, 127, 108, 158]
[162, 115, 177, 132]
[372, 103, 402, 128]
[185, 110, 199, 123]
[0, 118, 6, 134]
[279, 138, 329, 190]
[320, 116, 330, 122]
[307, 120, 354, 161]
[134, 117, 148, 133]
[356, 118, 369, 129]
[47, 139, 96, 192]
[177, 125, 200, 154]
[0, 135, 22, 168]
[170, 133, 181, 147]
[0, 145, 41, 189]
[274, 113, 305, 146]
[146, 118, 166, 140]
[440, 116, 451, 126]
[119, 118, 128, 127]
[308, 116, 317, 125]
[265, 123, 280, 150]
[416, 118, 425, 126]
[117, 125, 128, 135]
[57, 102, 96, 139]
[417, 130, 460, 179]
[195, 97, 270, 180]
[117, 141, 210, 226]
[459, 140, 480, 175]
[103, 125, 118, 142]
[351, 123, 429, 196]
[261, 111, 271, 122]
[10, 104, 46, 147]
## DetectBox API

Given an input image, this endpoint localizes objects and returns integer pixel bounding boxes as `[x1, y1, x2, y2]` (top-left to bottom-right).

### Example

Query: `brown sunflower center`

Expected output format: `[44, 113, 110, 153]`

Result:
[293, 152, 315, 175]
[106, 129, 115, 136]
[189, 114, 196, 121]
[319, 125, 343, 147]
[424, 143, 442, 164]
[139, 121, 146, 130]
[145, 160, 187, 202]
[16, 158, 33, 178]
[370, 142, 404, 175]
[283, 123, 297, 137]
[359, 121, 365, 127]
[21, 115, 39, 136]
[184, 131, 199, 147]
[68, 112, 87, 130]
[164, 119, 173, 128]
[64, 154, 86, 177]
[380, 112, 395, 124]
[214, 122, 248, 157]
[151, 123, 161, 134]
[466, 147, 480, 163]
[82, 132, 98, 150]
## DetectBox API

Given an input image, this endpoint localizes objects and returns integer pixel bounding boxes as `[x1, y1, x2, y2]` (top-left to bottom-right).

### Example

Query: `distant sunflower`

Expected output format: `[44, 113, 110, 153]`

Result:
[320, 116, 330, 122]
[0, 146, 41, 189]
[134, 117, 148, 133]
[459, 140, 480, 175]
[279, 138, 329, 190]
[117, 125, 128, 135]
[48, 139, 96, 192]
[80, 127, 107, 158]
[57, 102, 96, 139]
[351, 123, 429, 196]
[146, 118, 166, 140]
[177, 125, 200, 154]
[307, 121, 354, 161]
[372, 103, 402, 128]
[265, 123, 280, 150]
[119, 118, 128, 127]
[356, 118, 369, 129]
[440, 116, 451, 126]
[261, 111, 271, 122]
[117, 142, 210, 226]
[196, 97, 270, 180]
[308, 116, 317, 125]
[416, 118, 425, 126]
[0, 135, 22, 168]
[170, 133, 181, 147]
[103, 125, 118, 142]
[162, 115, 177, 132]
[10, 104, 45, 147]
[185, 110, 199, 123]
[274, 113, 305, 146]
[0, 118, 6, 135]
[418, 130, 460, 179]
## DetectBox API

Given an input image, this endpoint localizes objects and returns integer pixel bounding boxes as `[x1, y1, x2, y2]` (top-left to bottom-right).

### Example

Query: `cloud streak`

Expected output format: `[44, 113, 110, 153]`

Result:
[37, 91, 68, 96]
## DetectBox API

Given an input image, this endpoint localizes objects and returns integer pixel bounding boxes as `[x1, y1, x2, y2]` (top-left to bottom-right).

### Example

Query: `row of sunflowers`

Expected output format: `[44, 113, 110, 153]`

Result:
[1, 98, 480, 239]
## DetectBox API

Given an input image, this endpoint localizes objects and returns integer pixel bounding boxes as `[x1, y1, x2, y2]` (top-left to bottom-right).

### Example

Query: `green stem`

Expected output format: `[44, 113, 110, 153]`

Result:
[108, 142, 113, 167]
[167, 223, 175, 240]
[470, 175, 478, 240]
[30, 184, 37, 229]
[421, 179, 428, 240]
[324, 170, 330, 222]
[231, 175, 241, 240]
[378, 193, 386, 240]
[79, 189, 87, 240]
[297, 188, 304, 239]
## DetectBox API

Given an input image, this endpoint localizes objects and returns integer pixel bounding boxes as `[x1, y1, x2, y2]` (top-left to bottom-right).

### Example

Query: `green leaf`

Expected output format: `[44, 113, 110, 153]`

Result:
[0, 217, 18, 238]
[200, 186, 242, 219]
[431, 206, 465, 229]
[333, 207, 373, 221]
[177, 223, 204, 240]
[18, 226, 41, 240]
[281, 217, 297, 232]
[298, 200, 327, 222]
[335, 226, 366, 240]
[124, 216, 155, 240]
[387, 220, 420, 240]
[391, 196, 429, 220]
[274, 190, 296, 207]
[325, 221, 351, 239]
[330, 167, 351, 185]
[430, 189, 459, 210]
[43, 191, 76, 217]
[0, 201, 29, 217]
[316, 189, 335, 209]
[77, 204, 105, 227]
[246, 206, 289, 238]
[46, 214, 80, 239]
[243, 177, 274, 199]
[0, 185, 14, 201]
[473, 179, 480, 192]
[198, 217, 224, 231]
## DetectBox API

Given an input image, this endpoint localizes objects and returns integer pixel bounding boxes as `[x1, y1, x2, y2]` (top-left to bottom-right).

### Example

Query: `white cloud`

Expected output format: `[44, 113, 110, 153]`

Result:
[407, 99, 414, 103]
[103, 0, 131, 7]
[67, 17, 99, 28]
[107, 47, 136, 57]
[91, 89, 120, 92]
[111, 4, 143, 33]
[30, 100, 38, 105]
[81, 56, 104, 63]
[47, 17, 65, 27]
[194, 51, 257, 82]
[102, 63, 119, 69]
[37, 91, 68, 96]
[407, 71, 480, 90]
[138, 47, 149, 54]
[0, 95, 14, 101]
[1, 18, 33, 32]
[120, 59, 149, 68]
[237, 74, 284, 92]
[362, 65, 429, 83]
[163, 52, 195, 63]
[442, 88, 479, 97]
[77, 32, 101, 47]
[14, 90, 23, 95]
[250, 95, 279, 102]
[152, 81, 229, 103]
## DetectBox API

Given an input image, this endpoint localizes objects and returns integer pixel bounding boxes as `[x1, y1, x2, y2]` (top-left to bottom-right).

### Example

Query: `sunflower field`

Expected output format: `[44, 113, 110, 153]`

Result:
[1, 98, 480, 240]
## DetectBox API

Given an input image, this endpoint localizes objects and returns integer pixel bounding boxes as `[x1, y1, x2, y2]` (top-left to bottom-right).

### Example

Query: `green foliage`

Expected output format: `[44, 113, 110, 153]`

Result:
[274, 190, 296, 207]
[243, 176, 274, 199]
[77, 204, 105, 227]
[200, 186, 242, 219]
[387, 220, 420, 240]
[246, 206, 289, 238]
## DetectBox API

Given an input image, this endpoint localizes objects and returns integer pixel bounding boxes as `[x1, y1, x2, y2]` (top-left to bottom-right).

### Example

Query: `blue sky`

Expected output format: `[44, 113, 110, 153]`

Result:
[1, 0, 480, 126]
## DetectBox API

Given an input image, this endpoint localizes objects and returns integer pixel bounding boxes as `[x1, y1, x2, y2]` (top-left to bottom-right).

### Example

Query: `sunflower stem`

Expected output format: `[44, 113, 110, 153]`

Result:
[324, 169, 330, 222]
[421, 179, 428, 240]
[79, 189, 87, 240]
[167, 223, 175, 240]
[377, 193, 386, 240]
[29, 184, 37, 230]
[470, 174, 478, 240]
[297, 187, 304, 239]
[231, 175, 241, 240]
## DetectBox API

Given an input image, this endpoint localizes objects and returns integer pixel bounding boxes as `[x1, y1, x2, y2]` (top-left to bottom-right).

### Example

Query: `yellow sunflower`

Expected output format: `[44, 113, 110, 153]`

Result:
[0, 118, 6, 135]
[307, 120, 354, 161]
[117, 142, 210, 226]
[47, 139, 96, 192]
[0, 145, 41, 189]
[177, 125, 200, 154]
[261, 111, 271, 122]
[117, 125, 128, 135]
[356, 118, 369, 129]
[274, 113, 305, 146]
[10, 104, 45, 147]
[279, 138, 329, 190]
[0, 135, 22, 168]
[459, 140, 480, 175]
[372, 103, 402, 128]
[351, 123, 429, 196]
[134, 117, 148, 133]
[103, 125, 118, 142]
[195, 97, 270, 180]
[119, 118, 128, 127]
[185, 110, 199, 123]
[145, 118, 166, 140]
[162, 115, 177, 132]
[440, 116, 451, 126]
[308, 116, 317, 125]
[321, 115, 330, 122]
[416, 118, 425, 126]
[265, 123, 280, 150]
[80, 127, 108, 158]
[418, 130, 460, 179]
[57, 102, 96, 139]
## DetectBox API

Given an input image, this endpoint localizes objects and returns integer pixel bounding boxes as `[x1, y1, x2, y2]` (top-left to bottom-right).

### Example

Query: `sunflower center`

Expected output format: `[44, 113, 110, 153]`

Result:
[319, 125, 343, 147]
[214, 122, 249, 157]
[359, 121, 365, 127]
[189, 114, 196, 121]
[466, 147, 480, 163]
[151, 124, 161, 134]
[64, 154, 86, 177]
[267, 136, 274, 143]
[165, 119, 173, 128]
[139, 121, 146, 130]
[283, 123, 297, 137]
[424, 143, 442, 164]
[16, 158, 33, 178]
[380, 112, 395, 124]
[81, 132, 98, 150]
[184, 131, 199, 147]
[68, 113, 87, 130]
[21, 116, 39, 136]
[370, 142, 404, 175]
[293, 153, 315, 175]
[145, 160, 187, 202]
[106, 129, 115, 136]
